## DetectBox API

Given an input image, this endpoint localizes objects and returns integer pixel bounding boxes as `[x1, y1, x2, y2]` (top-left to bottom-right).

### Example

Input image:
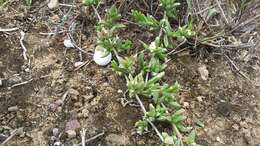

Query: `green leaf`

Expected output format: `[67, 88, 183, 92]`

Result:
[149, 57, 166, 75]
[195, 119, 204, 128]
[176, 124, 192, 133]
[147, 72, 165, 85]
[110, 24, 126, 32]
[160, 0, 180, 18]
[131, 10, 160, 29]
[186, 130, 202, 146]
[82, 0, 100, 6]
[135, 120, 148, 134]
[137, 52, 149, 73]
[145, 104, 167, 121]
[171, 115, 187, 123]
[163, 35, 169, 48]
[144, 38, 167, 61]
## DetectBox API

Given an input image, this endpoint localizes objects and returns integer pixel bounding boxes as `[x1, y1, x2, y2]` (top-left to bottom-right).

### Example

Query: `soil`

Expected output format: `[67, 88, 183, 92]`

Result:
[0, 0, 259, 146]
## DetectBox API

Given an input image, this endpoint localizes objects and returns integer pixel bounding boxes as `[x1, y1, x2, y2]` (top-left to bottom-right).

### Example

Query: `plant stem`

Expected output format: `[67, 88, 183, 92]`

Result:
[161, 103, 184, 146]
[135, 94, 164, 142]
[92, 5, 101, 21]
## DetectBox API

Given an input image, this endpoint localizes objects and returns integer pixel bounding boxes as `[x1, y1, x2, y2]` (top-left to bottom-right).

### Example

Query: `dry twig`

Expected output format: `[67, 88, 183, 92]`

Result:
[135, 95, 164, 142]
[8, 79, 33, 90]
[19, 31, 28, 61]
[0, 27, 19, 32]
[0, 127, 23, 146]
[76, 131, 104, 146]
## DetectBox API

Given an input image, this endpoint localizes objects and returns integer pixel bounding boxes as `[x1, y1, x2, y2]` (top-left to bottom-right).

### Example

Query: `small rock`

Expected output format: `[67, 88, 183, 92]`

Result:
[8, 106, 18, 112]
[50, 136, 57, 141]
[25, 68, 30, 72]
[240, 121, 248, 128]
[183, 102, 189, 108]
[69, 88, 80, 96]
[105, 134, 130, 145]
[74, 102, 82, 108]
[66, 130, 76, 138]
[48, 0, 59, 9]
[77, 113, 83, 118]
[51, 15, 60, 23]
[216, 136, 221, 142]
[83, 95, 94, 101]
[55, 99, 63, 106]
[232, 124, 239, 130]
[63, 39, 74, 48]
[49, 103, 58, 112]
[52, 128, 59, 136]
[57, 107, 63, 112]
[102, 82, 109, 87]
[82, 109, 89, 118]
[198, 65, 209, 80]
[54, 141, 62, 146]
[8, 75, 22, 84]
[196, 96, 204, 102]
[65, 119, 81, 131]
[232, 114, 242, 122]
[117, 89, 123, 93]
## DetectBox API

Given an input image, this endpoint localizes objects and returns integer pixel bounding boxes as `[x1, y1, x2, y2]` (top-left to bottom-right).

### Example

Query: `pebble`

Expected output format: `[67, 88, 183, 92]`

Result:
[8, 106, 18, 112]
[54, 141, 62, 146]
[196, 96, 204, 102]
[55, 99, 63, 106]
[52, 128, 59, 136]
[198, 65, 209, 80]
[240, 121, 248, 128]
[57, 106, 62, 112]
[216, 136, 221, 142]
[183, 102, 189, 108]
[77, 113, 83, 118]
[48, 0, 59, 9]
[83, 95, 94, 101]
[69, 88, 80, 96]
[82, 109, 89, 118]
[25, 68, 30, 72]
[117, 89, 123, 93]
[66, 130, 76, 138]
[74, 102, 82, 107]
[232, 124, 239, 130]
[63, 39, 74, 48]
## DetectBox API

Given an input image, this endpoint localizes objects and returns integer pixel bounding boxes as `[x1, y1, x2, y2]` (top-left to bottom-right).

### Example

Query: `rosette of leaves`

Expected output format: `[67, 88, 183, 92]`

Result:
[111, 56, 136, 75]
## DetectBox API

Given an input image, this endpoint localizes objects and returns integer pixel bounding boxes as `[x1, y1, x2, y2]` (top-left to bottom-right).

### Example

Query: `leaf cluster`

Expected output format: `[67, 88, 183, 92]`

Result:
[96, 5, 132, 53]
[131, 10, 160, 30]
[131, 11, 195, 48]
[160, 0, 180, 18]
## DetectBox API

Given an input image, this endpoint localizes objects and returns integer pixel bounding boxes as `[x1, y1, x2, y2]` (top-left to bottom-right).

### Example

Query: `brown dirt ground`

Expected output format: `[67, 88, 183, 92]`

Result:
[0, 0, 259, 146]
